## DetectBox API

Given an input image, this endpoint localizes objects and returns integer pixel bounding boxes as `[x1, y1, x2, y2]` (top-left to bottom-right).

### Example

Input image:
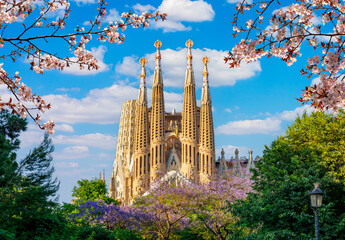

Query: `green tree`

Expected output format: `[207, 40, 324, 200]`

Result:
[0, 111, 66, 239]
[72, 178, 117, 204]
[0, 110, 27, 187]
[230, 111, 345, 239]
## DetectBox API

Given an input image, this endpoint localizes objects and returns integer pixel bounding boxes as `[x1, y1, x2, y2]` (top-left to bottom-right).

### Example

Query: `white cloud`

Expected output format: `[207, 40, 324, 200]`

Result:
[53, 133, 116, 150]
[225, 108, 232, 113]
[0, 84, 12, 100]
[133, 4, 156, 13]
[215, 118, 282, 135]
[72, 0, 95, 4]
[152, 0, 215, 32]
[54, 146, 90, 160]
[163, 91, 184, 112]
[43, 84, 138, 124]
[159, 0, 214, 22]
[278, 105, 314, 121]
[56, 87, 80, 92]
[215, 105, 315, 136]
[143, 48, 261, 87]
[115, 56, 141, 77]
[116, 48, 261, 88]
[311, 77, 320, 86]
[61, 45, 109, 75]
[20, 124, 45, 148]
[64, 145, 89, 154]
[42, 82, 183, 124]
[55, 124, 74, 133]
[216, 145, 249, 158]
[104, 8, 121, 23]
[153, 20, 192, 32]
[55, 162, 79, 168]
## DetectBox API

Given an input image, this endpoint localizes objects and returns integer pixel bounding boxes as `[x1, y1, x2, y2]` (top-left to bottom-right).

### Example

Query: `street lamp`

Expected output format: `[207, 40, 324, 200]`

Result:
[309, 183, 325, 240]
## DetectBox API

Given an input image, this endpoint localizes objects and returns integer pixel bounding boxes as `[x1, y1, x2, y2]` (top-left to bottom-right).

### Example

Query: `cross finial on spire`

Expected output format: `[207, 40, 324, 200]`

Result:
[139, 57, 147, 86]
[186, 39, 193, 67]
[154, 40, 162, 69]
[202, 57, 209, 84]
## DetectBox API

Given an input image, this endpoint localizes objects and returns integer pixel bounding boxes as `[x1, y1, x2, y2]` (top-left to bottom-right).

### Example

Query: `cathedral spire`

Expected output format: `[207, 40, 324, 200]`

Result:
[138, 57, 147, 104]
[150, 40, 166, 183]
[181, 39, 198, 181]
[186, 39, 193, 68]
[199, 57, 215, 183]
[184, 39, 195, 85]
[201, 57, 211, 104]
[154, 40, 162, 69]
[153, 40, 163, 85]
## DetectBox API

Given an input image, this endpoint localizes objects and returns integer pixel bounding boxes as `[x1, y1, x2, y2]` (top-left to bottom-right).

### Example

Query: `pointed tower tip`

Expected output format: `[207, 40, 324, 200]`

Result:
[154, 40, 162, 69]
[202, 57, 209, 84]
[186, 39, 193, 48]
[185, 40, 194, 69]
[154, 40, 162, 49]
[138, 57, 147, 103]
[139, 57, 147, 66]
[139, 57, 147, 83]
[249, 148, 253, 154]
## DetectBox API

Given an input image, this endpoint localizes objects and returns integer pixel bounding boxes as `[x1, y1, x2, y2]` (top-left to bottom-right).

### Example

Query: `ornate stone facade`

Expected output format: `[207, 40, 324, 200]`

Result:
[109, 40, 215, 204]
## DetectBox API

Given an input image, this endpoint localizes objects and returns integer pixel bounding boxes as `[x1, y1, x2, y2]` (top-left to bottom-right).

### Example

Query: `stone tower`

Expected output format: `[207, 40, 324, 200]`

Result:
[181, 40, 199, 181]
[150, 40, 166, 182]
[133, 58, 150, 196]
[199, 57, 215, 183]
[109, 100, 137, 204]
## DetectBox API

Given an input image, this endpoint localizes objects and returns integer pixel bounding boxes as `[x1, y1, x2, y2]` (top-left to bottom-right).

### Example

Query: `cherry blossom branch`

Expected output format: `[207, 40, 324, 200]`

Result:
[0, 0, 167, 133]
[227, 0, 345, 112]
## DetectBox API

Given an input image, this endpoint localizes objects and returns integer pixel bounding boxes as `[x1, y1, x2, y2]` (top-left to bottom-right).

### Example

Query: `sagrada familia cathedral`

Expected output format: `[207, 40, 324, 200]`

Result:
[109, 40, 216, 204]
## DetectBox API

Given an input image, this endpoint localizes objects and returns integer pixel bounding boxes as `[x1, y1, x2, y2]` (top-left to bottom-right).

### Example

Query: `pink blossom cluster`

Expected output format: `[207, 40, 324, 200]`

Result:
[0, 0, 166, 133]
[0, 64, 54, 133]
[227, 0, 345, 112]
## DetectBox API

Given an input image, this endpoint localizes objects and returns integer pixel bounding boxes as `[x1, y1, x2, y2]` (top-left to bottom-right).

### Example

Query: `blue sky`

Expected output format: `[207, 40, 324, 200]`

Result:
[1, 0, 316, 203]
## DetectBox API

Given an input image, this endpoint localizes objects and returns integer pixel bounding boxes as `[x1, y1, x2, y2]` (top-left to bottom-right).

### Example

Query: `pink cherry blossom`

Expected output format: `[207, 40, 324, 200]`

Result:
[227, 0, 345, 112]
[0, 0, 167, 133]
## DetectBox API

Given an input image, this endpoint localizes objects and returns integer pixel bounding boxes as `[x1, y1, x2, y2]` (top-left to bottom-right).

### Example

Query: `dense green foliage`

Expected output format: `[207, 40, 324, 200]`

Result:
[0, 110, 27, 187]
[72, 178, 117, 204]
[230, 111, 345, 239]
[0, 110, 63, 239]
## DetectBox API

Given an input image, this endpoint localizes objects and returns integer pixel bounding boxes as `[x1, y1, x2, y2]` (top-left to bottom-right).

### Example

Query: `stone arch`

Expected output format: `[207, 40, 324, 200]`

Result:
[165, 136, 182, 172]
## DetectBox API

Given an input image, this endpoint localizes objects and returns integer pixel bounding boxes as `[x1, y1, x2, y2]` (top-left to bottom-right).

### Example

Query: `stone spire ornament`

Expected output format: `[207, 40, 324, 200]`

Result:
[139, 57, 147, 86]
[154, 40, 162, 69]
[201, 56, 211, 104]
[186, 39, 193, 68]
[247, 148, 255, 170]
[138, 57, 147, 104]
[233, 148, 243, 177]
[202, 56, 209, 84]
